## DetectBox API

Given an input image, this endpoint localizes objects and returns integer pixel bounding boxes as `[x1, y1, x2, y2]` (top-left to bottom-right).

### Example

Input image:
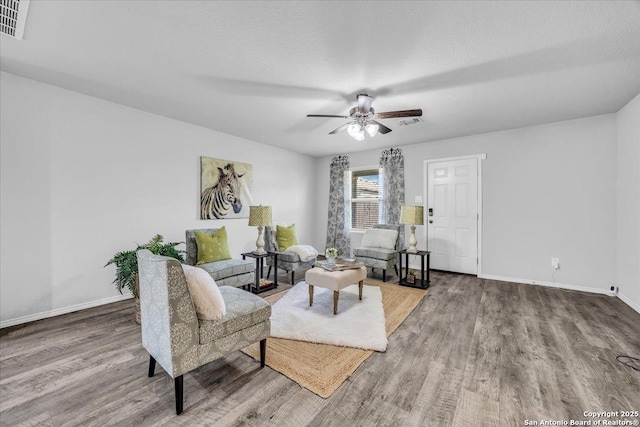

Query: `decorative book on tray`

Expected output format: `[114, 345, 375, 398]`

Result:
[315, 258, 364, 272]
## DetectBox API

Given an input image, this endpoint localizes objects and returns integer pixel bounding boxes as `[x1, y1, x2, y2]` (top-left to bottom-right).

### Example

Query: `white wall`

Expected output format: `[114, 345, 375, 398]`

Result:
[616, 93, 640, 312]
[2, 69, 634, 325]
[314, 115, 618, 293]
[0, 72, 316, 326]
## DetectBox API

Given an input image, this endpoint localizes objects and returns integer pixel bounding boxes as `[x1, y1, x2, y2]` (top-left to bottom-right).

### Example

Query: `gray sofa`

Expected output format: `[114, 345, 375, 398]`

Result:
[185, 229, 255, 288]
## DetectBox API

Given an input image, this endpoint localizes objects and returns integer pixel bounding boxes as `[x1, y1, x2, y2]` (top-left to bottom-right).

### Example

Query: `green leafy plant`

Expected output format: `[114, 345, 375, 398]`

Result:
[326, 247, 339, 258]
[407, 270, 416, 283]
[105, 234, 185, 297]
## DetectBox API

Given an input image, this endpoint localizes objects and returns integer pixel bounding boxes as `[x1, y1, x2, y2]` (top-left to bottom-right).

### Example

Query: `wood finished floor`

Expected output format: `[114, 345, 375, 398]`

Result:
[1, 270, 639, 426]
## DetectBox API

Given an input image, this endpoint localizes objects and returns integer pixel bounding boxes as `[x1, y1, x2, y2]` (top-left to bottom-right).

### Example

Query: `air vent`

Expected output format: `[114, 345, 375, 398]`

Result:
[1, 0, 30, 39]
[398, 117, 423, 126]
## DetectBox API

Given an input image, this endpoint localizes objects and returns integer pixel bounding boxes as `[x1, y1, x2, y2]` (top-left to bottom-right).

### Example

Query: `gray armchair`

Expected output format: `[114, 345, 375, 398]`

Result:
[137, 249, 271, 415]
[185, 228, 255, 289]
[264, 226, 317, 284]
[353, 224, 401, 282]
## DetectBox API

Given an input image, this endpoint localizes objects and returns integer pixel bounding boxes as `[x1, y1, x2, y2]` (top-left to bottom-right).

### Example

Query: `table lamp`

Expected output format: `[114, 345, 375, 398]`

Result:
[400, 205, 424, 253]
[248, 205, 272, 255]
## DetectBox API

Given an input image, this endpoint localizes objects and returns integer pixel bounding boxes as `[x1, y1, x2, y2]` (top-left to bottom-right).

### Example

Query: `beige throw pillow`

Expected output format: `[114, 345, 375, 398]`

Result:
[361, 228, 398, 250]
[181, 264, 226, 320]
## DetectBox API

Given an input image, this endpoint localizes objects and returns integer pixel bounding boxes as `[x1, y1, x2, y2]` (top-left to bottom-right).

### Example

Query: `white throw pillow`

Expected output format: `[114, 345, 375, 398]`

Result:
[181, 264, 226, 320]
[284, 244, 319, 261]
[361, 228, 398, 250]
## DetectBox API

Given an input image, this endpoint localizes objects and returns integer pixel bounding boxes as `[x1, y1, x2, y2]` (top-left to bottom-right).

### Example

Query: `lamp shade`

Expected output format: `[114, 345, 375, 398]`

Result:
[248, 205, 272, 227]
[365, 123, 379, 137]
[347, 123, 366, 141]
[400, 205, 424, 225]
[347, 123, 360, 138]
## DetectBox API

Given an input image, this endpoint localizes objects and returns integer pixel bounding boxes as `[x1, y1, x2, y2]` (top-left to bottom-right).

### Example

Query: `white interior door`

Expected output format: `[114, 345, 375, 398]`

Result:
[427, 158, 478, 274]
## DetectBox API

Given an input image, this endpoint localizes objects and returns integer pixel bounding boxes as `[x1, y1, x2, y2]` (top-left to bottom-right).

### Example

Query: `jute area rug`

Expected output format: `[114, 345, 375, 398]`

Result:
[242, 278, 428, 398]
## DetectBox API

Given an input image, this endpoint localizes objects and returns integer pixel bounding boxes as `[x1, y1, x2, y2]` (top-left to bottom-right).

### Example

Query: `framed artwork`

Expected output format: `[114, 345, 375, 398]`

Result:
[200, 156, 253, 219]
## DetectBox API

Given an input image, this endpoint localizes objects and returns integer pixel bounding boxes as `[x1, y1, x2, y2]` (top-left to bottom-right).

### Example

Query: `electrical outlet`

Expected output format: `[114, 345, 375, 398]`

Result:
[551, 257, 560, 269]
[609, 285, 618, 295]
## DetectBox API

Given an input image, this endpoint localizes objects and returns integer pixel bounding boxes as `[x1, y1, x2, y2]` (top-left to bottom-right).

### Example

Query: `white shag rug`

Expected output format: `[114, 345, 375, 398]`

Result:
[269, 281, 388, 352]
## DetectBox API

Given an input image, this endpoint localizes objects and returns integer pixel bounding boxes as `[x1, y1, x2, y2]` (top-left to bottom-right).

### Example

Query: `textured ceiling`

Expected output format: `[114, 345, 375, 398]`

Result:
[1, 1, 639, 157]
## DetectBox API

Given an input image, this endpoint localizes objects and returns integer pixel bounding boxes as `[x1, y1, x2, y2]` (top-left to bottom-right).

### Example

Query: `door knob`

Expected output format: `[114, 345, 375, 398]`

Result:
[428, 220, 433, 223]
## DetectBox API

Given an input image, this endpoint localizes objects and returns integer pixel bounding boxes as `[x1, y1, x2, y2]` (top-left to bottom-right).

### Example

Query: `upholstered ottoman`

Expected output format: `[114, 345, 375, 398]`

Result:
[304, 266, 367, 314]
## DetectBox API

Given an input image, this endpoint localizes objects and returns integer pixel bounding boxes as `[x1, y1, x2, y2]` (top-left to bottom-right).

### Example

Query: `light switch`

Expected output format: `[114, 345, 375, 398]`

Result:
[414, 195, 423, 203]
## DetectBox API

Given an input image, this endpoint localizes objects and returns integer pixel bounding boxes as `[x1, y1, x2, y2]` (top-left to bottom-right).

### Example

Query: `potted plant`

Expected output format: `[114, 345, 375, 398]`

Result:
[406, 270, 416, 284]
[326, 247, 339, 265]
[105, 234, 185, 324]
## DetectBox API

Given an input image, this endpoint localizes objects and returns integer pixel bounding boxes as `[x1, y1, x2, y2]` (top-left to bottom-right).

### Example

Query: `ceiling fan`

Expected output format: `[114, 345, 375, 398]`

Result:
[307, 94, 422, 140]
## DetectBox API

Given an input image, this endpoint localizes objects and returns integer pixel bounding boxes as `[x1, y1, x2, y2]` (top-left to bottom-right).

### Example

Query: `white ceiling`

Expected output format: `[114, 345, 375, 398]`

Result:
[1, 1, 639, 158]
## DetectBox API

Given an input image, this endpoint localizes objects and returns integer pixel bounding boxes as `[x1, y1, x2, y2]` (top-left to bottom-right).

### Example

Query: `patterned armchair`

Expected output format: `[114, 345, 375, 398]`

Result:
[353, 224, 401, 282]
[137, 249, 271, 415]
[264, 226, 317, 284]
[185, 229, 255, 289]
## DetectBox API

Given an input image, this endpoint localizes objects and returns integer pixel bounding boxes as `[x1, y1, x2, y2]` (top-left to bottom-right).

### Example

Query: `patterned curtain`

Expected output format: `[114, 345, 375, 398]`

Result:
[380, 148, 405, 248]
[326, 155, 350, 257]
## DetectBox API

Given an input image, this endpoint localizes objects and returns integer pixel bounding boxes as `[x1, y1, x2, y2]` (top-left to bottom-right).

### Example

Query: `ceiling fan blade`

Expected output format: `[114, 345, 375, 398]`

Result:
[328, 122, 353, 135]
[307, 114, 350, 118]
[373, 109, 422, 119]
[357, 94, 375, 114]
[369, 120, 392, 134]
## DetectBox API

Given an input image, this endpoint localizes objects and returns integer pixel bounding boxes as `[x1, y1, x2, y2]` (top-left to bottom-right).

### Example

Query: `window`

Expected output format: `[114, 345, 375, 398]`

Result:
[349, 168, 381, 230]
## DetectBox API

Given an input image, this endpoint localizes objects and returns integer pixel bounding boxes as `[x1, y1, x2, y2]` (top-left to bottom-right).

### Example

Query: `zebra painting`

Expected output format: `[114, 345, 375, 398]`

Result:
[200, 158, 252, 219]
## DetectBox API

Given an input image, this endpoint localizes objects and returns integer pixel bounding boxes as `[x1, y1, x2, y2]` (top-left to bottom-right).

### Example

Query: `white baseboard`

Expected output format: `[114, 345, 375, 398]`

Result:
[617, 292, 640, 315]
[477, 273, 609, 295]
[0, 293, 134, 329]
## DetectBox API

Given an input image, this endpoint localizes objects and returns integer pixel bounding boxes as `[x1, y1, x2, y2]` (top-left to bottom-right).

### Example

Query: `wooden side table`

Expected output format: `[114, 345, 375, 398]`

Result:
[241, 252, 278, 294]
[398, 249, 430, 289]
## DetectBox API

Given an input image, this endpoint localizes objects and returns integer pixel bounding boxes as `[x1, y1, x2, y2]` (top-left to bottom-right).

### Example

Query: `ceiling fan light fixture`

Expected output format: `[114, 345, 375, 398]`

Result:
[308, 94, 421, 138]
[347, 123, 366, 141]
[365, 123, 379, 137]
[347, 123, 361, 138]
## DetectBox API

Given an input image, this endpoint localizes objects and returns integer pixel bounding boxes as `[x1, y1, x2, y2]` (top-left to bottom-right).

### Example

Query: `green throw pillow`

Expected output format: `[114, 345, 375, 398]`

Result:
[276, 224, 298, 251]
[195, 228, 231, 265]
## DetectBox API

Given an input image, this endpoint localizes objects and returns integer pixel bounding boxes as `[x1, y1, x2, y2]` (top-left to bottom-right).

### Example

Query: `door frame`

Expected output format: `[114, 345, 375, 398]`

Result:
[423, 153, 486, 276]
